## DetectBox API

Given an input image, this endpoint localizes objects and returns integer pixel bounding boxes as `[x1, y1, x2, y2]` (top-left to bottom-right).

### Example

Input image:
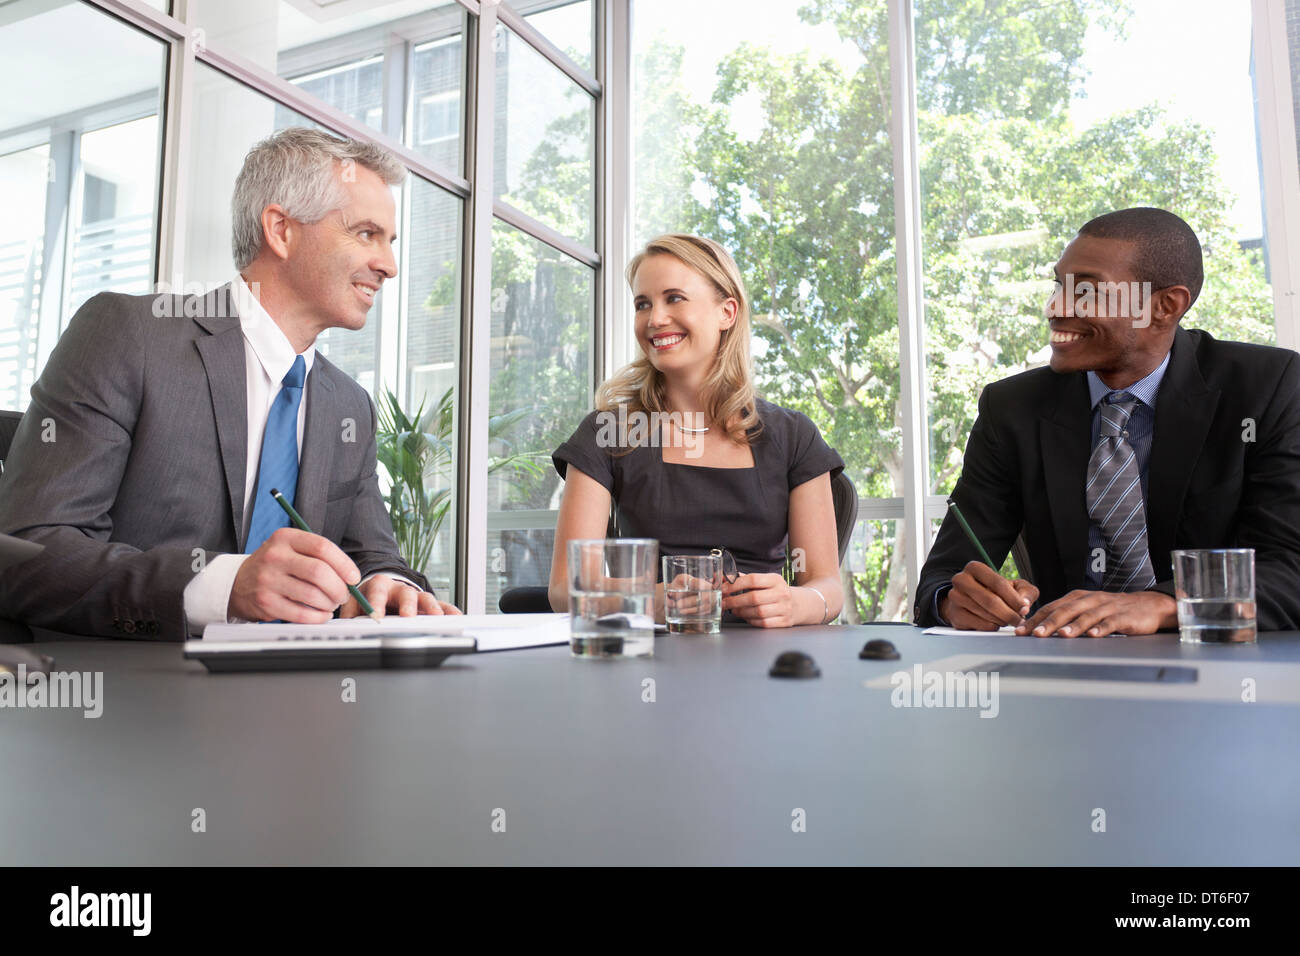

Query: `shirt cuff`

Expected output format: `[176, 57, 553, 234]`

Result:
[183, 553, 251, 635]
[932, 584, 953, 626]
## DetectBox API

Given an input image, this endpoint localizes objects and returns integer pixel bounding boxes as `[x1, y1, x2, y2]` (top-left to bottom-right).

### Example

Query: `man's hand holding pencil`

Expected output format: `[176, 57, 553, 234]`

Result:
[940, 560, 1039, 630]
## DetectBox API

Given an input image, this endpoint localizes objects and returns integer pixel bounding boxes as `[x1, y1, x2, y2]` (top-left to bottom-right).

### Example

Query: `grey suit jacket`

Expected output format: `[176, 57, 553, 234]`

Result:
[0, 283, 429, 639]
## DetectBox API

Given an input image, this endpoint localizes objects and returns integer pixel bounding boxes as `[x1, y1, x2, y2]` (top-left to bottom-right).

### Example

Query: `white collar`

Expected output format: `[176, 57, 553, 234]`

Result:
[231, 275, 316, 385]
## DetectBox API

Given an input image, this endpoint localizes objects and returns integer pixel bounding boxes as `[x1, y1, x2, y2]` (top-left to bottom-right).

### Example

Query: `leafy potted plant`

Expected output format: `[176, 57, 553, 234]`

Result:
[376, 385, 547, 580]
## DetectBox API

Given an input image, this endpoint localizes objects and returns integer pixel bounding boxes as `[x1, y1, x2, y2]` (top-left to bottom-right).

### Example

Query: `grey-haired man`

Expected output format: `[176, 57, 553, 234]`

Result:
[0, 128, 460, 639]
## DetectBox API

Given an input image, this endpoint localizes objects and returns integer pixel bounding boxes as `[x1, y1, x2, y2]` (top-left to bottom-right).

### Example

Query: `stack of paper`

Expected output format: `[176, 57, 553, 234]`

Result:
[201, 612, 571, 652]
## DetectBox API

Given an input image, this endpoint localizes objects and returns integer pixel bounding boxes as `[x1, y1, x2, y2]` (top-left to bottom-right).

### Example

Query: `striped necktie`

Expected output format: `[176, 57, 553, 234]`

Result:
[1085, 390, 1156, 591]
[244, 355, 307, 553]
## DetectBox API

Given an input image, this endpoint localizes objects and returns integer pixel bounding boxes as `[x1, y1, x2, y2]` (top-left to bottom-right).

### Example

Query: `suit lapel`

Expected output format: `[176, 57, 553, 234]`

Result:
[295, 362, 337, 535]
[193, 285, 248, 548]
[1040, 372, 1092, 589]
[1147, 327, 1217, 576]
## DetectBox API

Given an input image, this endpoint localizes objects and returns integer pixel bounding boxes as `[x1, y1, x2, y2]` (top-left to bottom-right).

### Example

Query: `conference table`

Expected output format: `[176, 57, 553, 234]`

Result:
[3, 622, 1299, 866]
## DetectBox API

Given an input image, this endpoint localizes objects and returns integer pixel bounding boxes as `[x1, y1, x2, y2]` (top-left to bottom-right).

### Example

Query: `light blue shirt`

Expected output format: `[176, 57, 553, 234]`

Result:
[1084, 351, 1170, 587]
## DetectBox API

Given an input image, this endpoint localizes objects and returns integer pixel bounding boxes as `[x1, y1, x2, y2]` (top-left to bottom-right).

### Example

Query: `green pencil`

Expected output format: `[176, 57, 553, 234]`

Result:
[946, 498, 997, 570]
[270, 487, 380, 620]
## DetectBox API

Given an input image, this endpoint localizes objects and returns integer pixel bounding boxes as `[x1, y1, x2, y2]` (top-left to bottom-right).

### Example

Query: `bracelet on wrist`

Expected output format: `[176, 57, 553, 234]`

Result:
[803, 585, 830, 625]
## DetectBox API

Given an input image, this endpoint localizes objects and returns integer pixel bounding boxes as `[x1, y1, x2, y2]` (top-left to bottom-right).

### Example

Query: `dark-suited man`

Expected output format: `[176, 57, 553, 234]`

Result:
[0, 128, 460, 639]
[916, 207, 1300, 635]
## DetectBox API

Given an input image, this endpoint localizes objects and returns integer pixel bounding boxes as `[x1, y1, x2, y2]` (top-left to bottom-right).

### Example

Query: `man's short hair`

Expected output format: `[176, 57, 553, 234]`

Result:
[1078, 207, 1204, 309]
[231, 127, 407, 271]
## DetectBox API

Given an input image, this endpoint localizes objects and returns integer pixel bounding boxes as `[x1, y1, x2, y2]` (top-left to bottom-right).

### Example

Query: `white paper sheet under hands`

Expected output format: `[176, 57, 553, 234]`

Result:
[923, 625, 1130, 638]
[923, 626, 1019, 637]
[202, 612, 571, 651]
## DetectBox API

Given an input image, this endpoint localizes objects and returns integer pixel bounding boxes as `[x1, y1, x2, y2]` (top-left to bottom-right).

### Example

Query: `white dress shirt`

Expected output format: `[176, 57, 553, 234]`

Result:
[182, 276, 415, 632]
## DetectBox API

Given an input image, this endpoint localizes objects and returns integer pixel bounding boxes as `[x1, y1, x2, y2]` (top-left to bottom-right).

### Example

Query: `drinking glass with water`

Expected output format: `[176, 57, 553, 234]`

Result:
[1172, 548, 1256, 644]
[663, 553, 725, 634]
[567, 539, 657, 658]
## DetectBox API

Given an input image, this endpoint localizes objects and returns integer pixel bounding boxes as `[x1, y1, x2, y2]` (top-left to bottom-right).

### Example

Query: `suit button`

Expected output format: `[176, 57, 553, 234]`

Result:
[135, 620, 146, 634]
[123, 620, 135, 634]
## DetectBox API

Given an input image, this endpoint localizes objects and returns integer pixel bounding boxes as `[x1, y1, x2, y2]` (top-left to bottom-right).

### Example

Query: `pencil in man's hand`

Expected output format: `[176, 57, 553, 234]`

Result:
[269, 488, 381, 620]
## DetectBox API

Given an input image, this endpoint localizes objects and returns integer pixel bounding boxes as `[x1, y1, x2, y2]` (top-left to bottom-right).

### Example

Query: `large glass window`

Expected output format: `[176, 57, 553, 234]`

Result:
[523, 0, 593, 73]
[484, 6, 599, 608]
[0, 0, 165, 412]
[495, 24, 594, 246]
[193, 0, 466, 179]
[288, 56, 384, 134]
[918, 0, 1280, 550]
[402, 176, 464, 597]
[632, 0, 901, 620]
[486, 223, 594, 606]
[6, 0, 1296, 617]
[410, 30, 465, 176]
[192, 0, 451, 73]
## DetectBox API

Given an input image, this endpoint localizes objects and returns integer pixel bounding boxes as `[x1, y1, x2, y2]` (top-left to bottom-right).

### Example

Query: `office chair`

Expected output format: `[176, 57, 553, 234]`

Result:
[498, 466, 862, 613]
[0, 410, 21, 475]
[1010, 531, 1034, 583]
[830, 471, 858, 566]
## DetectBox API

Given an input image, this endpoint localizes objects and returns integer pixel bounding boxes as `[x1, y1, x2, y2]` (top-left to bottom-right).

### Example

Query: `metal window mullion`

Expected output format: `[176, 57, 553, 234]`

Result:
[57, 131, 86, 333]
[379, 31, 410, 404]
[457, 0, 501, 614]
[497, 2, 600, 97]
[34, 131, 77, 374]
[599, 0, 631, 384]
[1251, 0, 1300, 355]
[492, 200, 600, 268]
[887, 0, 930, 612]
[85, 0, 189, 44]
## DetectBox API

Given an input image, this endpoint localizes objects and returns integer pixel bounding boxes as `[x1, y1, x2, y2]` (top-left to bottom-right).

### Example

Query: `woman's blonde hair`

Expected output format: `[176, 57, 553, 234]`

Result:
[596, 233, 760, 445]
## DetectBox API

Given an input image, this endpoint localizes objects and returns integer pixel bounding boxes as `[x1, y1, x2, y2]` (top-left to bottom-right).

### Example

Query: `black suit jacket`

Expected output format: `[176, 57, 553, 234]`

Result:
[915, 327, 1300, 631]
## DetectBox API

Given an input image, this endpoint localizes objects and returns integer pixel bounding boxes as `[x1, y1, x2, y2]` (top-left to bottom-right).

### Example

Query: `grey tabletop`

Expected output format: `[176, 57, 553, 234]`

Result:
[3, 623, 1299, 865]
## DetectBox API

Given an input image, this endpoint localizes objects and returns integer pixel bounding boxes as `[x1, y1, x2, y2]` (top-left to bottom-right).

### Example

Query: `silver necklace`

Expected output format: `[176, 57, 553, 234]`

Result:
[673, 412, 709, 433]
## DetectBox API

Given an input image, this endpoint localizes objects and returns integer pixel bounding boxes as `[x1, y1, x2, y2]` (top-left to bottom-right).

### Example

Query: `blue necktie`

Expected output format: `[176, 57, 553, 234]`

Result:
[244, 355, 306, 553]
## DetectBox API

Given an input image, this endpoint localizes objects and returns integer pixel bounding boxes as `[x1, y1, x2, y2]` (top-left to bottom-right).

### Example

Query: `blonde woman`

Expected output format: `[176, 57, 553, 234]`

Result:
[548, 234, 844, 627]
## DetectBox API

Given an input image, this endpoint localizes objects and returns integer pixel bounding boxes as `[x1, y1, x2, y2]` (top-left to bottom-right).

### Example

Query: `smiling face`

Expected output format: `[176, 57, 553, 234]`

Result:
[1045, 233, 1178, 387]
[281, 163, 398, 338]
[632, 253, 737, 380]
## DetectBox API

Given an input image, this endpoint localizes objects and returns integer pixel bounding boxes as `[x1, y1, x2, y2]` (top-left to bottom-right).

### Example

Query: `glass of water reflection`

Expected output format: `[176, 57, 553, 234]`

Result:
[663, 553, 724, 634]
[1172, 549, 1256, 645]
[567, 539, 658, 658]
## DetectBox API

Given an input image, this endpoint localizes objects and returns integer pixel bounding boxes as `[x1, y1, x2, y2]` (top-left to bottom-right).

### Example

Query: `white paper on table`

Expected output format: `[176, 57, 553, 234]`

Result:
[923, 626, 1018, 637]
[923, 625, 1131, 638]
[202, 612, 571, 652]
